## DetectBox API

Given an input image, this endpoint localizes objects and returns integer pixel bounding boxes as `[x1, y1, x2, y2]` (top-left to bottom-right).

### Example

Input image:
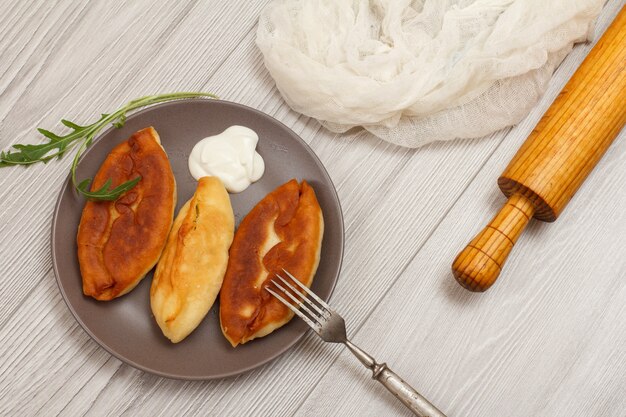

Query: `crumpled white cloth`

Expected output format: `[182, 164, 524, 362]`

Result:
[256, 0, 604, 147]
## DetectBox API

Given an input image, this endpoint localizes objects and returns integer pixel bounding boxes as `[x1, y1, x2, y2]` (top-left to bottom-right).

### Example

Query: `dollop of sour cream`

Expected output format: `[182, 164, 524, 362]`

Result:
[188, 125, 265, 193]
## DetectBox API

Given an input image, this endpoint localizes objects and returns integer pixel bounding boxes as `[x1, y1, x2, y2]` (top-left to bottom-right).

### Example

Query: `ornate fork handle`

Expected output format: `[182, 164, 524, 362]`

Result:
[345, 341, 446, 417]
[267, 272, 447, 416]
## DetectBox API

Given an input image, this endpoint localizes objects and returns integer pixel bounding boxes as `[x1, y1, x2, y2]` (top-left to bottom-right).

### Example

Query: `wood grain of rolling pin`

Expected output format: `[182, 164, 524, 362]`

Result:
[452, 6, 626, 292]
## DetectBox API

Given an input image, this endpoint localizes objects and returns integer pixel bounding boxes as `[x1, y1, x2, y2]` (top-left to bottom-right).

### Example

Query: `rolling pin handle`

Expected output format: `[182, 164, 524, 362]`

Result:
[452, 194, 535, 292]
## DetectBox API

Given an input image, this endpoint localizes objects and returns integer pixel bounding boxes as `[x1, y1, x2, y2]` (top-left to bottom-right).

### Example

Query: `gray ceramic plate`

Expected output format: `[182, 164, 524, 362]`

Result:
[51, 99, 343, 380]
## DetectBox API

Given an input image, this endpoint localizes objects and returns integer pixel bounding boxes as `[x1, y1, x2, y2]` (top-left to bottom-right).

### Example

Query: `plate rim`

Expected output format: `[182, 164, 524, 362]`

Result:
[50, 98, 344, 380]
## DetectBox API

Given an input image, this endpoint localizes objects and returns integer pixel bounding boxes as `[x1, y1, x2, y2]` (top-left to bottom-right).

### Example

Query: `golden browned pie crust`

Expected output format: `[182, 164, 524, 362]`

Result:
[220, 179, 324, 346]
[151, 176, 234, 343]
[77, 127, 176, 300]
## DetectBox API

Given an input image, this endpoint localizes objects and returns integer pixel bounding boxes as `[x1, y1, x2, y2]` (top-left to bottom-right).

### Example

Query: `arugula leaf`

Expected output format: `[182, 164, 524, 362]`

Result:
[0, 92, 217, 200]
[76, 176, 142, 201]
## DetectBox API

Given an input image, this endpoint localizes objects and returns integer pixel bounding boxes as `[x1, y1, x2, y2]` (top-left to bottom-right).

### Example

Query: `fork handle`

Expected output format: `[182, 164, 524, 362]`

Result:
[376, 366, 446, 417]
[345, 341, 446, 417]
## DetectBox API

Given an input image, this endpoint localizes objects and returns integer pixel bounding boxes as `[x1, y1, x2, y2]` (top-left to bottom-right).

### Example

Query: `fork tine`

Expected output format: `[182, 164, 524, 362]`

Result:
[275, 274, 330, 318]
[282, 269, 330, 310]
[265, 286, 321, 332]
[270, 279, 323, 325]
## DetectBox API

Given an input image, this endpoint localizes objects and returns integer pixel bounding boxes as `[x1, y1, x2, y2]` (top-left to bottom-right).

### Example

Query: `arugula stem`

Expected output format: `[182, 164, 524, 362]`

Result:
[0, 92, 217, 200]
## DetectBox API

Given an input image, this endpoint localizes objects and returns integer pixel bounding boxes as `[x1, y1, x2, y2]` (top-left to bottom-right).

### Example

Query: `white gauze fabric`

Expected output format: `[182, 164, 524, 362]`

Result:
[256, 0, 604, 148]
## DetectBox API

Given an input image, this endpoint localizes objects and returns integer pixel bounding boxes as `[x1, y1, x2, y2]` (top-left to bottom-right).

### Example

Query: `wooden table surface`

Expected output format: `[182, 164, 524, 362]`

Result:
[1, 1, 624, 416]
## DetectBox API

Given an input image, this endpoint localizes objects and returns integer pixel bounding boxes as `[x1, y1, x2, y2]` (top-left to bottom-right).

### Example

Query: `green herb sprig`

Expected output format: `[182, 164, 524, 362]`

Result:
[0, 92, 217, 200]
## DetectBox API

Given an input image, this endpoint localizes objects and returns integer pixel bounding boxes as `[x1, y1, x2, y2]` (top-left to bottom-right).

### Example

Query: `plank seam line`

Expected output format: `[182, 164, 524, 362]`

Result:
[45, 345, 114, 417]
[289, 130, 509, 415]
[0, 0, 92, 126]
[0, 0, 52, 84]
[0, 9, 260, 335]
[288, 11, 624, 407]
[199, 19, 260, 91]
[0, 269, 49, 333]
[77, 358, 127, 417]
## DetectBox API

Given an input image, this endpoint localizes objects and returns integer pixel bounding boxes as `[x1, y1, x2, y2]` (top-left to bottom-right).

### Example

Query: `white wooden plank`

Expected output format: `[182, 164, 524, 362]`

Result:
[49, 27, 529, 417]
[292, 2, 626, 413]
[294, 127, 626, 417]
[0, 0, 271, 328]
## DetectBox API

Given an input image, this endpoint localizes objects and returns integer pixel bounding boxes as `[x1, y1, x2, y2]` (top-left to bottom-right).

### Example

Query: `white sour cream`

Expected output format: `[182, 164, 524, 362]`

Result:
[188, 125, 265, 193]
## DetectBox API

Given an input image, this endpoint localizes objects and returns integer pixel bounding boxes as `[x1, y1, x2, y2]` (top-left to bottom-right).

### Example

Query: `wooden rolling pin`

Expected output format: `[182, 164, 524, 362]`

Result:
[452, 7, 626, 292]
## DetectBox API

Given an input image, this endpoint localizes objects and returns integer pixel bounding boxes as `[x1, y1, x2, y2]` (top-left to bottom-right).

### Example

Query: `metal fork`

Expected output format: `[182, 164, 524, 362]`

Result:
[266, 270, 447, 417]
